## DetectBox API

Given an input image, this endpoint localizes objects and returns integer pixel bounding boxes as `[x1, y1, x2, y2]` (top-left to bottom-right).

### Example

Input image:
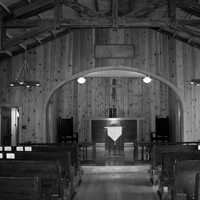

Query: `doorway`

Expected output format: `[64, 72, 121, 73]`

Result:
[0, 107, 20, 145]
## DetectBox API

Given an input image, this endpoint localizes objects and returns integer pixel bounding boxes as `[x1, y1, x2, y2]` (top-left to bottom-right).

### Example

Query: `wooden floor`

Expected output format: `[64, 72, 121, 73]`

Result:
[74, 165, 158, 200]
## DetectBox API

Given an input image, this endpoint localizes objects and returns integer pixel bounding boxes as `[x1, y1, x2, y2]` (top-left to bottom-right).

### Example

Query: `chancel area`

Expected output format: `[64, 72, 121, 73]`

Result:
[0, 0, 200, 199]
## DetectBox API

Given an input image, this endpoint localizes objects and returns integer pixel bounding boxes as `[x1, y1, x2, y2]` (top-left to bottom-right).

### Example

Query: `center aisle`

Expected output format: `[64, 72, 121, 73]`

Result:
[74, 165, 158, 200]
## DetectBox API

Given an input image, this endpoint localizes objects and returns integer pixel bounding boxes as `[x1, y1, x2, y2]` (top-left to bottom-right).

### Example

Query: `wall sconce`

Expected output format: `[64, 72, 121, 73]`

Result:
[190, 79, 200, 86]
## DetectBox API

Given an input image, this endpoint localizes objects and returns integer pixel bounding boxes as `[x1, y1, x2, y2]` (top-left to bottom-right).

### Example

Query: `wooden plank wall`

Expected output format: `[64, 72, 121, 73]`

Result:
[56, 77, 169, 142]
[71, 28, 175, 142]
[0, 34, 73, 143]
[175, 41, 200, 141]
[72, 28, 172, 80]
[0, 27, 196, 143]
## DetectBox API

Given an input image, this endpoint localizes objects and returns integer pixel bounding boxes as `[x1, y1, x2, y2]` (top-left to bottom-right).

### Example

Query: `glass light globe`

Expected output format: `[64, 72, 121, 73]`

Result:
[143, 76, 152, 84]
[77, 77, 86, 84]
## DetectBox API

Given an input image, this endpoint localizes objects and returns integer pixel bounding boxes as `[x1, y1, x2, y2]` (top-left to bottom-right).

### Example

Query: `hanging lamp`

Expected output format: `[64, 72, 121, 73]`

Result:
[9, 47, 40, 88]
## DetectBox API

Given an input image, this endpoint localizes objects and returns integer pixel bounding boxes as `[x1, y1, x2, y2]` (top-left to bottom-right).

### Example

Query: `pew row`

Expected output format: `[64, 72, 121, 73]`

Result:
[151, 144, 198, 185]
[157, 152, 200, 200]
[173, 160, 200, 200]
[26, 144, 82, 186]
[0, 176, 41, 200]
[0, 160, 67, 200]
[18, 144, 82, 188]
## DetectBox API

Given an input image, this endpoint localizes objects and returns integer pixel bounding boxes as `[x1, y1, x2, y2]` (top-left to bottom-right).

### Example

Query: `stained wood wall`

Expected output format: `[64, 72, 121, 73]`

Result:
[55, 77, 169, 142]
[0, 34, 73, 143]
[175, 41, 200, 141]
[0, 27, 198, 143]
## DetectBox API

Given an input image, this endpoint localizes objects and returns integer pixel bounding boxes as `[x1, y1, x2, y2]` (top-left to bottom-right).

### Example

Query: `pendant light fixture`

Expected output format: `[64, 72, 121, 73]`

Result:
[9, 47, 40, 88]
[190, 79, 200, 86]
[143, 75, 152, 84]
[77, 77, 86, 84]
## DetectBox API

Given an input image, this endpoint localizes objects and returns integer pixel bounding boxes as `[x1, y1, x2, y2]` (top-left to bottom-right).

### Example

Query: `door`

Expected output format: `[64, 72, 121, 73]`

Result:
[57, 117, 74, 143]
[0, 107, 20, 145]
[1, 107, 11, 145]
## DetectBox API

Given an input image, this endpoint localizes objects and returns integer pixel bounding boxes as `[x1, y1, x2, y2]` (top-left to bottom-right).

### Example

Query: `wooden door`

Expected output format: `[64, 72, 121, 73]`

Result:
[1, 107, 11, 145]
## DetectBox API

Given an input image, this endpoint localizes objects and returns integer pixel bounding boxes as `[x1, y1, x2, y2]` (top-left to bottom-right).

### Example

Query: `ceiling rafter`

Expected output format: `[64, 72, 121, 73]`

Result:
[4, 23, 56, 49]
[63, 0, 104, 17]
[4, 16, 200, 51]
[123, 0, 166, 18]
[1, 0, 200, 55]
[178, 19, 200, 26]
[7, 0, 55, 19]
[168, 0, 176, 22]
[0, 28, 70, 58]
[112, 0, 118, 27]
[5, 0, 105, 21]
[6, 32, 26, 50]
[0, 2, 11, 14]
[176, 0, 200, 17]
[153, 27, 200, 49]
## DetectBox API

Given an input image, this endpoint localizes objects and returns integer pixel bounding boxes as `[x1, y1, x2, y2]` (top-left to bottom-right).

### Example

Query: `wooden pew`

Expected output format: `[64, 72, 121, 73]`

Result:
[21, 144, 82, 187]
[151, 143, 198, 168]
[0, 144, 80, 174]
[150, 143, 198, 185]
[25, 144, 80, 172]
[0, 160, 64, 200]
[0, 144, 81, 193]
[158, 152, 200, 200]
[161, 152, 200, 184]
[195, 173, 200, 200]
[173, 160, 200, 200]
[13, 151, 71, 178]
[0, 176, 41, 200]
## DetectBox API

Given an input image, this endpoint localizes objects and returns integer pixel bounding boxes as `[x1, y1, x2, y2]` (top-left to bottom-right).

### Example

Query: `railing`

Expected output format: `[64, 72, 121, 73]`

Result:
[79, 142, 152, 164]
[79, 141, 200, 165]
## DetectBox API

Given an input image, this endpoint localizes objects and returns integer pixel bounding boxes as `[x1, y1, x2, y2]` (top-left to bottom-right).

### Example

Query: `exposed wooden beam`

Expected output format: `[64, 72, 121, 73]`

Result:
[0, 2, 11, 14]
[4, 23, 56, 49]
[153, 26, 200, 49]
[6, 33, 27, 50]
[5, 19, 51, 28]
[8, 0, 55, 19]
[5, 17, 170, 29]
[94, 0, 99, 12]
[0, 28, 70, 59]
[168, 0, 176, 22]
[176, 0, 200, 17]
[3, 17, 173, 51]
[0, 8, 6, 49]
[124, 0, 166, 18]
[112, 0, 118, 27]
[152, 28, 200, 49]
[63, 0, 103, 17]
[171, 24, 200, 38]
[178, 19, 200, 26]
[0, 50, 12, 56]
[6, 0, 104, 20]
[54, 0, 63, 29]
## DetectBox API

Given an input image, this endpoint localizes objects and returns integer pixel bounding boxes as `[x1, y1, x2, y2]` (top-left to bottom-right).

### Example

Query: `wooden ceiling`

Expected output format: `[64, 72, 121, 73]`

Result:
[0, 0, 200, 57]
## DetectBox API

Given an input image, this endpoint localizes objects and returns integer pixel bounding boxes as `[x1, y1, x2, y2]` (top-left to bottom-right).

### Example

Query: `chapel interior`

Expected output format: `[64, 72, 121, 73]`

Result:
[0, 0, 199, 200]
